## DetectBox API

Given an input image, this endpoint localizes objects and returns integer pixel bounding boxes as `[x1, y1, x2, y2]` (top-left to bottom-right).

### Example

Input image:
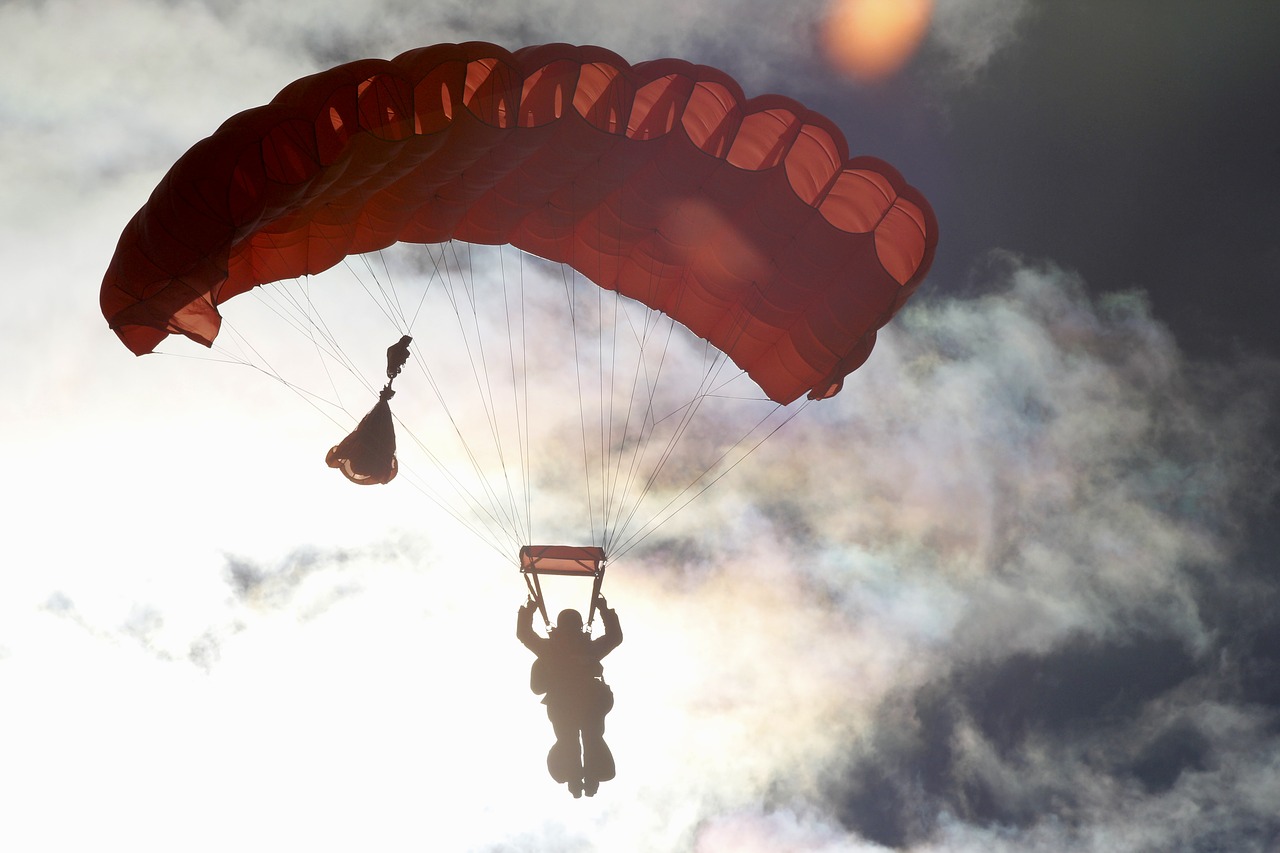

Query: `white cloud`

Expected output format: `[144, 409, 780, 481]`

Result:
[927, 0, 1034, 81]
[10, 250, 1274, 851]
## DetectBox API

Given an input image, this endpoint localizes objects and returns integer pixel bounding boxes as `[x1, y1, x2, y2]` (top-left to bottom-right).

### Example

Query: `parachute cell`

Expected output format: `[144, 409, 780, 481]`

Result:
[100, 41, 937, 405]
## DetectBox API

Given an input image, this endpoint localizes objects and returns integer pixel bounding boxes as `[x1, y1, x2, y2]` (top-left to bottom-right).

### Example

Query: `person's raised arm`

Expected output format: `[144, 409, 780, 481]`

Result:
[593, 595, 622, 657]
[517, 596, 544, 654]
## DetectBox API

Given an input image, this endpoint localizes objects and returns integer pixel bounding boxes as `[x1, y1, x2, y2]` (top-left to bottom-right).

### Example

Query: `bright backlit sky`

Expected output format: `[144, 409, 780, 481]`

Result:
[3, 2, 1279, 851]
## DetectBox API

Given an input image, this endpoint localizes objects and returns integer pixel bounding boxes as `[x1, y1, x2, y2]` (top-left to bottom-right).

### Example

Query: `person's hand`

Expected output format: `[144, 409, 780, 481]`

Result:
[521, 595, 536, 612]
[596, 594, 608, 610]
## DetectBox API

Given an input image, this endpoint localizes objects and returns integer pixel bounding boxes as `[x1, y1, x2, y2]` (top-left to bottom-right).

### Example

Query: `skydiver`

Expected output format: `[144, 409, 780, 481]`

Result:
[386, 334, 412, 380]
[517, 593, 623, 798]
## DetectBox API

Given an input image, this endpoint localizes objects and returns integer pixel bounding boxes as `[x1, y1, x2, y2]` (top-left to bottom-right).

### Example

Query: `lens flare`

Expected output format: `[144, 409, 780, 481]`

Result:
[821, 0, 933, 82]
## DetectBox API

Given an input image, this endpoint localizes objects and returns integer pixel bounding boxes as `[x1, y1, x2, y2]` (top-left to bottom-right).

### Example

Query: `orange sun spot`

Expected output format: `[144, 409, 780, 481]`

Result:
[821, 0, 934, 82]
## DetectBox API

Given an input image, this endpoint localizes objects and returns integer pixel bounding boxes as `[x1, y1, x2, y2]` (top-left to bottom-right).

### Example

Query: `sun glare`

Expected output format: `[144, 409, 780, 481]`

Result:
[821, 0, 933, 82]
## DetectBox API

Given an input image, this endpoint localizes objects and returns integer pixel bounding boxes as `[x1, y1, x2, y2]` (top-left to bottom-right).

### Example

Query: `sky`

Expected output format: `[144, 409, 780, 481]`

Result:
[3, 1, 1279, 851]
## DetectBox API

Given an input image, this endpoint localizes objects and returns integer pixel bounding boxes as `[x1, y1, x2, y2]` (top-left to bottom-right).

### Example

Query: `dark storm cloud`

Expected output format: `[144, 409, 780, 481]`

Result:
[827, 634, 1204, 846]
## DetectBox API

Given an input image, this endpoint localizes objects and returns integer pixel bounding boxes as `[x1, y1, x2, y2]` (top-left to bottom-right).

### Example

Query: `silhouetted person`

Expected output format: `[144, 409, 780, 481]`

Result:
[386, 335, 412, 380]
[517, 594, 622, 797]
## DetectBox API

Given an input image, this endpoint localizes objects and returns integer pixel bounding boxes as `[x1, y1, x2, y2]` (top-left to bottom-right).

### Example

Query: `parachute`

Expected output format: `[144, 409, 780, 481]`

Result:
[99, 41, 938, 559]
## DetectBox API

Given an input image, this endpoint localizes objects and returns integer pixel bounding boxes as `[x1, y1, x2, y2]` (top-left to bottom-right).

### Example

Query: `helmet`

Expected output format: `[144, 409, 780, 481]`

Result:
[555, 608, 583, 633]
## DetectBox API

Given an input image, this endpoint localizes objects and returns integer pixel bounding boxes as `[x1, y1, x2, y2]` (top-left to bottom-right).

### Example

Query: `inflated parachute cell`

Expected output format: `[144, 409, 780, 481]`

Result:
[101, 42, 938, 404]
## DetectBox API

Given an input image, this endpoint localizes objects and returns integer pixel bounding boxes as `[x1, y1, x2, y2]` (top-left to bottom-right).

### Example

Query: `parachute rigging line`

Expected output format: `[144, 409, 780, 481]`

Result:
[100, 41, 940, 563]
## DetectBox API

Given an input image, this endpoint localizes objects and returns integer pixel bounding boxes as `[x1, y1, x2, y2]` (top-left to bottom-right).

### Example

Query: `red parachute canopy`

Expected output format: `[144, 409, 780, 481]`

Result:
[100, 42, 937, 405]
